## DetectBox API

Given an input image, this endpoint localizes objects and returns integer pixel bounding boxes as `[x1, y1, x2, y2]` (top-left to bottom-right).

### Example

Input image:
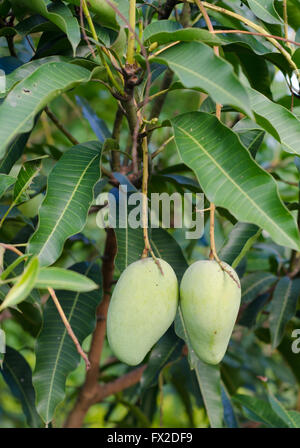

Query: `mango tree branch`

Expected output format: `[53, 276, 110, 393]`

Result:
[45, 107, 79, 146]
[64, 228, 117, 428]
[93, 365, 146, 403]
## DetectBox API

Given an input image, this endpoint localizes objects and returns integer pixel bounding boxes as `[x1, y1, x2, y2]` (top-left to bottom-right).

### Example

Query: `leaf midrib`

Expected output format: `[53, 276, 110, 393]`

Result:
[175, 124, 297, 249]
[34, 154, 99, 262]
[272, 280, 292, 347]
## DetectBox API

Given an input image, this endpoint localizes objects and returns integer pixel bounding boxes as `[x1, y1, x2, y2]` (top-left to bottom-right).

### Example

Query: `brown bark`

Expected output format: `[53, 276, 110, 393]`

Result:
[65, 228, 118, 428]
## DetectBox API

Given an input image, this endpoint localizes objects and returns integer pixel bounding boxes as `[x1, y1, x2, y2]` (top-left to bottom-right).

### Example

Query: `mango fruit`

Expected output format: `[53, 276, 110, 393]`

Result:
[180, 260, 241, 365]
[107, 258, 178, 365]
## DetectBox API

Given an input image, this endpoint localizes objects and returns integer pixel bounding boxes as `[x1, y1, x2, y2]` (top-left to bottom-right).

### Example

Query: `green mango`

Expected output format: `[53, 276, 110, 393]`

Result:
[107, 257, 178, 365]
[180, 260, 241, 365]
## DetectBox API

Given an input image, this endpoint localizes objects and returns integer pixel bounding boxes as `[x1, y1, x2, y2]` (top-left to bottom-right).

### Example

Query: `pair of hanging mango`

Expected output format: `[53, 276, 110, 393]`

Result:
[107, 257, 241, 366]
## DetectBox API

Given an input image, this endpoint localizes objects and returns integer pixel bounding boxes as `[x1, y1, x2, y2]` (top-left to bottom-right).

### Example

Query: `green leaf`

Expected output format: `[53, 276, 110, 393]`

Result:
[0, 158, 41, 228]
[233, 394, 287, 427]
[219, 222, 261, 268]
[268, 390, 300, 428]
[174, 306, 224, 426]
[0, 346, 42, 427]
[241, 272, 277, 304]
[34, 267, 99, 292]
[248, 87, 300, 155]
[194, 360, 223, 428]
[171, 112, 300, 251]
[0, 257, 39, 311]
[16, 0, 80, 55]
[114, 203, 145, 274]
[1, 254, 29, 280]
[0, 132, 32, 175]
[144, 20, 222, 46]
[233, 118, 265, 158]
[28, 142, 101, 267]
[140, 327, 183, 392]
[10, 301, 42, 338]
[0, 61, 93, 157]
[3, 56, 67, 94]
[247, 0, 282, 24]
[13, 158, 41, 204]
[150, 228, 188, 282]
[269, 277, 299, 348]
[33, 263, 101, 424]
[0, 173, 15, 198]
[154, 41, 252, 117]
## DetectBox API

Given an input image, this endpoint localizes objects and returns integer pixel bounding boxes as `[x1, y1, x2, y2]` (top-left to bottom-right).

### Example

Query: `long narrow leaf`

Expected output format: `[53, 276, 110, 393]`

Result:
[171, 112, 300, 251]
[28, 142, 101, 267]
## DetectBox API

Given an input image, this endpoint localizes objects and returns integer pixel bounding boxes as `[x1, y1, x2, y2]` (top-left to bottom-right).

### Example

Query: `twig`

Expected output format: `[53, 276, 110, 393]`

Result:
[111, 105, 124, 171]
[151, 135, 174, 159]
[45, 107, 79, 146]
[48, 288, 90, 370]
[81, 0, 124, 95]
[283, 0, 291, 50]
[0, 244, 23, 257]
[210, 29, 300, 48]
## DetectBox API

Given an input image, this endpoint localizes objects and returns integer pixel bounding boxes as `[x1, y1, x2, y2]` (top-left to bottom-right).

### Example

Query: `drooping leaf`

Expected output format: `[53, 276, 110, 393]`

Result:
[241, 272, 277, 304]
[144, 20, 222, 46]
[34, 267, 99, 292]
[0, 256, 39, 311]
[247, 0, 282, 24]
[28, 142, 101, 267]
[233, 118, 265, 158]
[0, 158, 41, 227]
[221, 385, 238, 428]
[219, 222, 261, 268]
[10, 301, 42, 338]
[269, 277, 299, 348]
[268, 390, 300, 428]
[2, 56, 68, 94]
[0, 133, 31, 175]
[15, 0, 80, 55]
[14, 158, 41, 204]
[171, 112, 300, 251]
[150, 227, 188, 282]
[0, 174, 15, 198]
[33, 262, 101, 424]
[248, 87, 300, 155]
[154, 41, 252, 117]
[233, 394, 287, 427]
[0, 62, 94, 157]
[0, 346, 42, 427]
[140, 327, 183, 392]
[114, 192, 145, 274]
[75, 95, 111, 143]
